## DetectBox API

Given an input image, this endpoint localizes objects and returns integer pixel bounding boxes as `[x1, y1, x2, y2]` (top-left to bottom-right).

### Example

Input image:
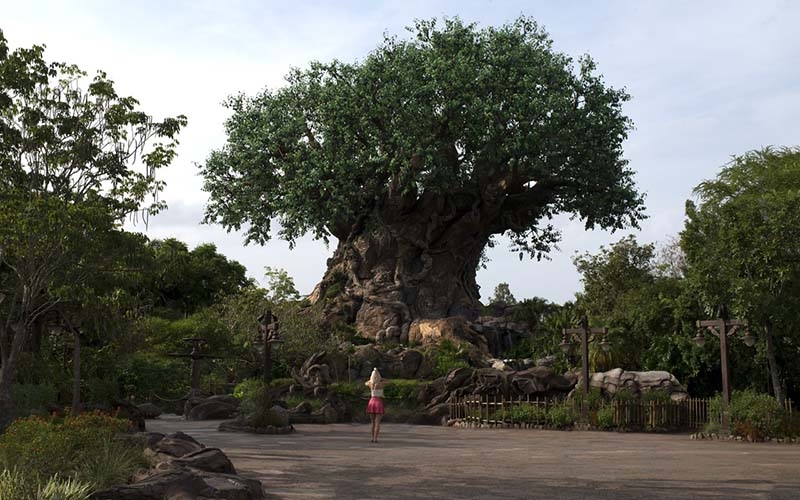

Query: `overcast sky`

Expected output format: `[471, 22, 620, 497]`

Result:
[3, 1, 798, 303]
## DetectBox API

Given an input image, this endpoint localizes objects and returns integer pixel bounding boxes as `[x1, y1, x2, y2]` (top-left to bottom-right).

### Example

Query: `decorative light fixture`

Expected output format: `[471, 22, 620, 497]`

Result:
[560, 334, 571, 354]
[742, 330, 756, 347]
[693, 332, 706, 348]
[600, 336, 611, 353]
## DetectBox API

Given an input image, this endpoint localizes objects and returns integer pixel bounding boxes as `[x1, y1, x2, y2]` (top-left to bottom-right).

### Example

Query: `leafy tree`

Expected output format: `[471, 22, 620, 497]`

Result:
[148, 239, 252, 317]
[489, 282, 517, 305]
[201, 17, 644, 340]
[682, 147, 800, 406]
[0, 30, 186, 427]
[263, 266, 300, 303]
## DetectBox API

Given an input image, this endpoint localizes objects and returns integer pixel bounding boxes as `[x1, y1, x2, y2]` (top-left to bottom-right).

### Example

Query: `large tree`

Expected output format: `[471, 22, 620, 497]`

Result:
[682, 147, 800, 405]
[0, 30, 186, 426]
[202, 18, 644, 341]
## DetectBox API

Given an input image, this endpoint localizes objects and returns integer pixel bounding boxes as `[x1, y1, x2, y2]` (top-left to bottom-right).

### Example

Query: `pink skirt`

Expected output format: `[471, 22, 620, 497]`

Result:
[366, 396, 385, 415]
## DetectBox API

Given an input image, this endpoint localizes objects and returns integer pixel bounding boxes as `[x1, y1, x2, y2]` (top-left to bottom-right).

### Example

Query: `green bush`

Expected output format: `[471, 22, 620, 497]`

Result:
[709, 390, 786, 438]
[546, 403, 575, 429]
[596, 405, 616, 430]
[329, 381, 368, 400]
[237, 379, 284, 428]
[496, 405, 548, 424]
[0, 468, 93, 500]
[11, 383, 57, 416]
[233, 378, 264, 399]
[75, 438, 149, 489]
[0, 412, 142, 495]
[283, 395, 325, 411]
[383, 379, 424, 402]
[430, 340, 470, 378]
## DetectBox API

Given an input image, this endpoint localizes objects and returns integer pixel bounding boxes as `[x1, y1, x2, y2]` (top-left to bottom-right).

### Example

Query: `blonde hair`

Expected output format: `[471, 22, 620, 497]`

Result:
[368, 368, 382, 388]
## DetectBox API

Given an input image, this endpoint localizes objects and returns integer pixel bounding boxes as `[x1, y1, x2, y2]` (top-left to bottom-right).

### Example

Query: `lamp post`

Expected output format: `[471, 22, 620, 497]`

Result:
[258, 309, 282, 384]
[167, 338, 223, 397]
[562, 315, 609, 422]
[693, 305, 752, 436]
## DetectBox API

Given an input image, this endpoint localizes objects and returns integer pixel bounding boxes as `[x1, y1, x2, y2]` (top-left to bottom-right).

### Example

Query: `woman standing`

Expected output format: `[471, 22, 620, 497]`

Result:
[365, 368, 389, 443]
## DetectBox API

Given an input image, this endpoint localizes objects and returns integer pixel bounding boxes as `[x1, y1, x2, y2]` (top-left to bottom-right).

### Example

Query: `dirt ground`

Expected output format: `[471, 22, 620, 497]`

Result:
[148, 416, 800, 499]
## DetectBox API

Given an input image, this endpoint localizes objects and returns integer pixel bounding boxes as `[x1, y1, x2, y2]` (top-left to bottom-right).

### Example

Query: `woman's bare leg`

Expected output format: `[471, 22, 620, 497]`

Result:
[369, 414, 376, 442]
[374, 414, 383, 442]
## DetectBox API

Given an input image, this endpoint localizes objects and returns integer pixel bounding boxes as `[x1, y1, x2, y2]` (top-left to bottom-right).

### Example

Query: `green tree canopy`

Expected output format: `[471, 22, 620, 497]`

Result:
[202, 17, 643, 254]
[201, 16, 645, 338]
[0, 29, 186, 426]
[682, 147, 800, 404]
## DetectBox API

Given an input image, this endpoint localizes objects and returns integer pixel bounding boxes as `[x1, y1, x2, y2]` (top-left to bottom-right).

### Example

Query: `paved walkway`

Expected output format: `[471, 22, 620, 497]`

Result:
[148, 417, 800, 499]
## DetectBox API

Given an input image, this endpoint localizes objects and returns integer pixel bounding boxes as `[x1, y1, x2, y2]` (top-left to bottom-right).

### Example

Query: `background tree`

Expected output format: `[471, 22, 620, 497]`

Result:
[682, 147, 800, 405]
[489, 282, 517, 306]
[0, 30, 186, 427]
[201, 17, 644, 341]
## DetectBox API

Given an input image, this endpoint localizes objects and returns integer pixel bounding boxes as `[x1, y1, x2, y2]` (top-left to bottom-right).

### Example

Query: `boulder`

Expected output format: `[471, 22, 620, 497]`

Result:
[137, 403, 163, 419]
[587, 369, 687, 399]
[154, 437, 203, 458]
[91, 469, 263, 500]
[166, 448, 236, 474]
[185, 401, 239, 421]
[166, 432, 203, 447]
[204, 394, 241, 407]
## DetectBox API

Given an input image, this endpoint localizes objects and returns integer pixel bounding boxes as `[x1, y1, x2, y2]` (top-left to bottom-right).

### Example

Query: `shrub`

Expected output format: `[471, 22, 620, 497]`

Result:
[497, 404, 548, 424]
[0, 412, 133, 480]
[10, 383, 57, 415]
[233, 378, 264, 399]
[709, 390, 786, 438]
[329, 381, 368, 400]
[383, 379, 424, 403]
[596, 405, 616, 430]
[546, 404, 575, 429]
[0, 468, 93, 500]
[75, 438, 149, 490]
[431, 340, 470, 378]
[283, 395, 325, 411]
[237, 379, 284, 428]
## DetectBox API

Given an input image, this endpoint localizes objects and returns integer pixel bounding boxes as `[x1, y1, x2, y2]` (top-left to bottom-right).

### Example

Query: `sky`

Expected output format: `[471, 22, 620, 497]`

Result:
[2, 1, 798, 303]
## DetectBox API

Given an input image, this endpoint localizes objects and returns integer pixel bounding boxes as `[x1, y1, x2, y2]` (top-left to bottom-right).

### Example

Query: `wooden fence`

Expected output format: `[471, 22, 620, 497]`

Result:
[449, 395, 795, 431]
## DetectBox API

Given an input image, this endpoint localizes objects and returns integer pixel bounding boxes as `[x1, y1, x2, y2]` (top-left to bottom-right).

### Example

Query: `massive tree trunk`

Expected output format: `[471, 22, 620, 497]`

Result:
[309, 193, 492, 342]
[0, 323, 26, 431]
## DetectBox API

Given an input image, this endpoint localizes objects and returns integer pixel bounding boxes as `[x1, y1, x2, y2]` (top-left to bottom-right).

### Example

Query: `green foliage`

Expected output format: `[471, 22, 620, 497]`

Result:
[546, 403, 576, 429]
[233, 378, 264, 399]
[490, 283, 517, 305]
[682, 147, 800, 401]
[74, 438, 149, 490]
[595, 405, 616, 430]
[383, 379, 424, 402]
[0, 469, 93, 500]
[10, 384, 57, 415]
[264, 266, 300, 303]
[237, 379, 283, 428]
[496, 405, 548, 424]
[329, 381, 368, 400]
[709, 390, 787, 438]
[202, 16, 643, 260]
[283, 395, 325, 411]
[0, 29, 185, 427]
[0, 412, 140, 488]
[430, 340, 470, 378]
[117, 352, 184, 401]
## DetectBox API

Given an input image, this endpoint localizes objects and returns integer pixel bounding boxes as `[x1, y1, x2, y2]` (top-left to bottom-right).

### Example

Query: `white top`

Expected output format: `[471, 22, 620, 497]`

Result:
[371, 388, 384, 397]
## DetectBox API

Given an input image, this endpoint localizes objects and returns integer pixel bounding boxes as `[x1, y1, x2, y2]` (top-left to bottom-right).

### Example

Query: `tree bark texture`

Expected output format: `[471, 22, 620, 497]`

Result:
[310, 193, 491, 342]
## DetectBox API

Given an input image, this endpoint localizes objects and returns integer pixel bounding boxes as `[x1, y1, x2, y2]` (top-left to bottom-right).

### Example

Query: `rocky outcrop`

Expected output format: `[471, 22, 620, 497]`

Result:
[408, 317, 490, 360]
[586, 369, 688, 400]
[94, 432, 263, 500]
[136, 403, 163, 419]
[184, 395, 240, 421]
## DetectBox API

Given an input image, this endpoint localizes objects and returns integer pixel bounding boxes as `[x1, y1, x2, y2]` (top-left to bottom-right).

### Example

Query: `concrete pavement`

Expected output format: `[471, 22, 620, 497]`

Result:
[147, 416, 800, 499]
